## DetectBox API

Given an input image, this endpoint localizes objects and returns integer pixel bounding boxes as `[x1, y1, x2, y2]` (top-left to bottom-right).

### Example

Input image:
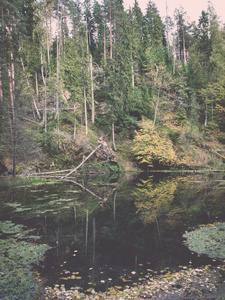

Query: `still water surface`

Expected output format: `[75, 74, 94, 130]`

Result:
[1, 171, 225, 294]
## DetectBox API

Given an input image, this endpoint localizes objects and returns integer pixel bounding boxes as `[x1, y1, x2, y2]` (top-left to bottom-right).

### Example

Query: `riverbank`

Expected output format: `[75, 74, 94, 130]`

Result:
[42, 263, 225, 300]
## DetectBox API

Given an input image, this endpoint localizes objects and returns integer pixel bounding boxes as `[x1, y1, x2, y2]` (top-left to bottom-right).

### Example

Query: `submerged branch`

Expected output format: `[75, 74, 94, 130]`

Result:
[62, 179, 103, 200]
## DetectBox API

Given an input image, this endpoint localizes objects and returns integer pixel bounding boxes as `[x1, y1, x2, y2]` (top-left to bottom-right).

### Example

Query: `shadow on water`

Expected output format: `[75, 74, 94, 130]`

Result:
[1, 171, 225, 294]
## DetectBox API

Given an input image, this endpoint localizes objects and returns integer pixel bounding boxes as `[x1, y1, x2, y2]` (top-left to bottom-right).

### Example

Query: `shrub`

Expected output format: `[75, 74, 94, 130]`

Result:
[132, 119, 177, 168]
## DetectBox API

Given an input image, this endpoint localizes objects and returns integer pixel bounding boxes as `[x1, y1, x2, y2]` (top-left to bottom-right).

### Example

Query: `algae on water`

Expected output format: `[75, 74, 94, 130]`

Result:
[183, 222, 225, 259]
[0, 220, 51, 300]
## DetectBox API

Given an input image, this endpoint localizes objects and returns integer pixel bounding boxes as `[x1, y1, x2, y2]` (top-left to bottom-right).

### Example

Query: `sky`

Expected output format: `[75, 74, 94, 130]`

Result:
[123, 0, 225, 23]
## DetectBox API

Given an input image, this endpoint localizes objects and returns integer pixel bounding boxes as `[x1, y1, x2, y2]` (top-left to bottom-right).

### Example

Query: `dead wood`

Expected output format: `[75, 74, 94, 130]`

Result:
[61, 144, 102, 179]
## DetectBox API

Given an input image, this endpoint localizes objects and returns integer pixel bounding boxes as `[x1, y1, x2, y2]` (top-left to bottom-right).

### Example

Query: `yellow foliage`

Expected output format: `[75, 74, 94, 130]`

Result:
[133, 177, 178, 224]
[133, 119, 177, 168]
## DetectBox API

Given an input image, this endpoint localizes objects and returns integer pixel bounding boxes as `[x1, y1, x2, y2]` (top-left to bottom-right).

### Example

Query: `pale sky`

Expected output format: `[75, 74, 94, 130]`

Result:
[124, 0, 225, 23]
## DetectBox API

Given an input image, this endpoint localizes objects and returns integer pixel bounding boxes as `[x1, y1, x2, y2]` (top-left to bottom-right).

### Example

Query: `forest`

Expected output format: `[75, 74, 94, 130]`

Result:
[1, 0, 225, 176]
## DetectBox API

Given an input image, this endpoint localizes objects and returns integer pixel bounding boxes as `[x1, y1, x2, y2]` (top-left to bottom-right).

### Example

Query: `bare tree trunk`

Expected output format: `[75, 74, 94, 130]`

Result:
[73, 104, 76, 139]
[177, 26, 180, 62]
[104, 23, 107, 64]
[166, 0, 169, 52]
[183, 27, 186, 64]
[0, 70, 2, 103]
[40, 49, 47, 132]
[84, 86, 88, 135]
[45, 2, 50, 66]
[152, 64, 160, 133]
[131, 52, 134, 87]
[112, 122, 117, 151]
[56, 27, 60, 133]
[20, 56, 41, 118]
[90, 54, 95, 123]
[109, 3, 113, 59]
[8, 12, 16, 177]
[35, 70, 39, 97]
[204, 94, 208, 127]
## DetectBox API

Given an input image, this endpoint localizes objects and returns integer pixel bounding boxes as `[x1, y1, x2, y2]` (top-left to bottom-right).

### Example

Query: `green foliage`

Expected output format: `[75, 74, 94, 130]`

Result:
[133, 119, 177, 168]
[41, 132, 61, 155]
[176, 107, 188, 126]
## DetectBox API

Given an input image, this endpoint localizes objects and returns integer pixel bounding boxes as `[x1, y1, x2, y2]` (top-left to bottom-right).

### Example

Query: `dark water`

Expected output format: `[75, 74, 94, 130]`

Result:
[1, 172, 225, 294]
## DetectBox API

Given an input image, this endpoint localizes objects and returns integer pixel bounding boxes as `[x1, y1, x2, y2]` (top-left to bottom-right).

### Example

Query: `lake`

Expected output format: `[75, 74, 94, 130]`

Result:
[1, 171, 225, 298]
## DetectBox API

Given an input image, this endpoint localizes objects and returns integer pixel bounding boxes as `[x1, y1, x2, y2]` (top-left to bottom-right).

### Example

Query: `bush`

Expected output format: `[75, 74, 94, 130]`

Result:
[132, 119, 177, 168]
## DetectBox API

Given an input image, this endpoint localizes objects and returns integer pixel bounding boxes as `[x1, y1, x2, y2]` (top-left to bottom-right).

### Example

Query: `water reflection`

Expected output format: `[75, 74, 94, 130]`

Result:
[1, 172, 225, 293]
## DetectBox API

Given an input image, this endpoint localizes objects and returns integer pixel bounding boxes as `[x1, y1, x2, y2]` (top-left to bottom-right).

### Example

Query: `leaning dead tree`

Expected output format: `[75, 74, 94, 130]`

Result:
[61, 144, 102, 179]
[32, 133, 117, 177]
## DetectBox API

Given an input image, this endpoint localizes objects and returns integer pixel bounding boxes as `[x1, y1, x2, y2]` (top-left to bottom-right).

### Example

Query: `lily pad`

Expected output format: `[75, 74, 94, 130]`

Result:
[183, 222, 225, 259]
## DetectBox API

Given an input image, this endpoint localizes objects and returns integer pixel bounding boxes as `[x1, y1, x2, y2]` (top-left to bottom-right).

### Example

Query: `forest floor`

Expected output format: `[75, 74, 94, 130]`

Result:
[42, 263, 225, 299]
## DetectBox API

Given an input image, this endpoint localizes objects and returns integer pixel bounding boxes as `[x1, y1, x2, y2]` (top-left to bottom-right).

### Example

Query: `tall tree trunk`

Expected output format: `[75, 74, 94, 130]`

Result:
[177, 26, 180, 62]
[84, 87, 88, 135]
[35, 70, 39, 97]
[104, 23, 107, 64]
[90, 54, 95, 123]
[56, 26, 60, 133]
[20, 56, 41, 119]
[131, 52, 134, 87]
[152, 65, 160, 133]
[182, 27, 186, 64]
[41, 49, 47, 132]
[204, 94, 208, 127]
[152, 88, 160, 133]
[8, 12, 16, 177]
[46, 2, 50, 66]
[0, 70, 2, 103]
[109, 3, 113, 59]
[73, 104, 76, 139]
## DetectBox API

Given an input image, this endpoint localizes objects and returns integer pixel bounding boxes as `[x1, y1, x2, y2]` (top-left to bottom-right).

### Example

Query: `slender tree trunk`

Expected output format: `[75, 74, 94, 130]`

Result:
[182, 27, 186, 64]
[35, 70, 39, 97]
[112, 122, 117, 151]
[211, 100, 214, 122]
[0, 70, 2, 103]
[90, 54, 95, 123]
[177, 26, 180, 62]
[56, 32, 60, 133]
[131, 52, 134, 87]
[204, 94, 208, 127]
[8, 13, 16, 177]
[46, 2, 50, 66]
[86, 16, 89, 52]
[109, 3, 113, 59]
[20, 56, 41, 118]
[152, 88, 160, 133]
[152, 64, 160, 133]
[166, 0, 169, 52]
[84, 87, 88, 135]
[73, 104, 76, 139]
[104, 23, 107, 64]
[40, 49, 47, 132]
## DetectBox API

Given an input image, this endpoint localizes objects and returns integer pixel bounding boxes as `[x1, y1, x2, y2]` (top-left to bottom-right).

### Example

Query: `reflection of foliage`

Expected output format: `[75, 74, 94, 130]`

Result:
[133, 177, 178, 224]
[133, 119, 177, 168]
[184, 222, 225, 259]
[0, 221, 51, 299]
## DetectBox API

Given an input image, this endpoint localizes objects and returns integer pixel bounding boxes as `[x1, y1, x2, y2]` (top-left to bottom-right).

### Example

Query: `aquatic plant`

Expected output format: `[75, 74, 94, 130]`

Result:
[183, 222, 225, 259]
[0, 221, 51, 299]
